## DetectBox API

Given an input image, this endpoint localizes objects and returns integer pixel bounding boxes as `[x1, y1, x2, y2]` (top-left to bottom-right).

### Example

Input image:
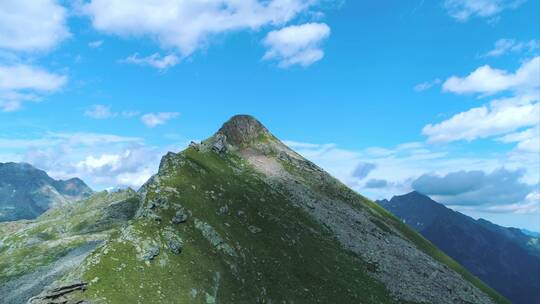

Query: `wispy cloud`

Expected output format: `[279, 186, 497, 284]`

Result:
[88, 40, 104, 48]
[0, 64, 67, 111]
[84, 104, 139, 119]
[123, 53, 179, 70]
[483, 38, 539, 57]
[443, 0, 525, 22]
[141, 112, 179, 128]
[414, 78, 441, 92]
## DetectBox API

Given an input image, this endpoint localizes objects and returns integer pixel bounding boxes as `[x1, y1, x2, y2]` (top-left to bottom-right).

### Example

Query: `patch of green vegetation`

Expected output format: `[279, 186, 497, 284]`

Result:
[80, 148, 406, 303]
[0, 189, 139, 284]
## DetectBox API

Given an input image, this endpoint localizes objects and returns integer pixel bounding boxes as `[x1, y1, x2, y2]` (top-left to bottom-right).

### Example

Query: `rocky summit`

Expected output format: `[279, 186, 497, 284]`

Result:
[0, 115, 509, 304]
[0, 162, 93, 222]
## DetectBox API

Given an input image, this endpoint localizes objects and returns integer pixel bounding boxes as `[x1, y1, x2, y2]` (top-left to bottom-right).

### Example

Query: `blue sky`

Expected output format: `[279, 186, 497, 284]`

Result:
[0, 0, 539, 231]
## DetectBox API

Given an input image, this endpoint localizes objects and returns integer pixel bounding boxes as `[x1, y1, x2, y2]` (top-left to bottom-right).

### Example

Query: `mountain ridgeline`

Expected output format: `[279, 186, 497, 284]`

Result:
[0, 115, 509, 303]
[0, 162, 93, 222]
[378, 191, 540, 304]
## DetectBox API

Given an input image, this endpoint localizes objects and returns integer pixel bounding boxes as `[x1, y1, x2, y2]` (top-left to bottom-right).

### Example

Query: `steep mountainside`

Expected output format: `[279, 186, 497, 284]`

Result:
[0, 162, 93, 222]
[378, 191, 540, 304]
[0, 189, 140, 304]
[0, 115, 508, 304]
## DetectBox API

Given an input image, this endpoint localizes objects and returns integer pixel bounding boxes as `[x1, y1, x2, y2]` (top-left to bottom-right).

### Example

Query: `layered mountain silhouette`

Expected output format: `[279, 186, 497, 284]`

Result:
[0, 116, 509, 304]
[378, 191, 540, 304]
[0, 162, 93, 222]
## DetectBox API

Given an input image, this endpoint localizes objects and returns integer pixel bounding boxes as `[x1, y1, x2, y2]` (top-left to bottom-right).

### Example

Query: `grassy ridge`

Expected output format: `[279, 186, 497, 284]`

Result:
[79, 148, 406, 303]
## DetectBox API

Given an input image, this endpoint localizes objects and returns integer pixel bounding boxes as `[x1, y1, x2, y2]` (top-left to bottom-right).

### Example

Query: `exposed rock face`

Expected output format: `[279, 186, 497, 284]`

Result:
[211, 134, 227, 153]
[0, 162, 93, 222]
[171, 208, 189, 224]
[378, 191, 540, 304]
[216, 114, 271, 147]
[28, 281, 89, 304]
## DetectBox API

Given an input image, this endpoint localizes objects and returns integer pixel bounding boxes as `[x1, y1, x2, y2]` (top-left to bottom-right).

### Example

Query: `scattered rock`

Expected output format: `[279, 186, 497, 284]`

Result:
[248, 225, 262, 234]
[277, 151, 291, 162]
[163, 229, 183, 255]
[171, 208, 189, 224]
[205, 293, 216, 304]
[189, 141, 200, 150]
[212, 134, 227, 153]
[194, 219, 236, 257]
[28, 281, 89, 304]
[141, 245, 160, 261]
[218, 205, 229, 215]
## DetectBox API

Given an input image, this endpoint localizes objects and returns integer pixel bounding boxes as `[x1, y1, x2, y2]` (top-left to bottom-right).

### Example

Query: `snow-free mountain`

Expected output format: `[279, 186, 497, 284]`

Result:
[0, 116, 509, 304]
[378, 191, 540, 304]
[0, 162, 93, 222]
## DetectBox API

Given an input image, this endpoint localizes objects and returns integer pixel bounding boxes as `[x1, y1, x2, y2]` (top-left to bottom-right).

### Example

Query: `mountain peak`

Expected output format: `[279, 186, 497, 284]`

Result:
[393, 190, 433, 202]
[216, 114, 271, 146]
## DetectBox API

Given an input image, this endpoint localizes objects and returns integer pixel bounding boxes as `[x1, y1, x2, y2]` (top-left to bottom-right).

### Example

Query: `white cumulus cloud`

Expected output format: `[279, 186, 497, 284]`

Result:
[442, 56, 540, 96]
[0, 0, 69, 52]
[263, 22, 330, 67]
[82, 0, 314, 57]
[423, 94, 539, 143]
[0, 64, 67, 111]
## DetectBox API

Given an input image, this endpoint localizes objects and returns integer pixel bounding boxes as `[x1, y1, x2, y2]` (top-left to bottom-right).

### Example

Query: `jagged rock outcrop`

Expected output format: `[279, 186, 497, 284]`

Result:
[28, 281, 89, 304]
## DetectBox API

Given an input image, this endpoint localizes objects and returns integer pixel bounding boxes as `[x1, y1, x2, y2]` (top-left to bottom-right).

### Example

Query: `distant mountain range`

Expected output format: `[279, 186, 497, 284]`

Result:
[0, 162, 93, 222]
[378, 191, 540, 304]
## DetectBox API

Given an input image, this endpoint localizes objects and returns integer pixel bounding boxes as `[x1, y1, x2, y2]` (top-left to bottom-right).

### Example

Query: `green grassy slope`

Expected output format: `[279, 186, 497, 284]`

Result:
[0, 189, 139, 284]
[76, 148, 405, 303]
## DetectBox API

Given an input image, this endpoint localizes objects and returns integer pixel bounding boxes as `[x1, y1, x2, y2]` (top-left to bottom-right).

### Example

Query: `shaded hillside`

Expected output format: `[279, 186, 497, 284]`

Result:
[378, 191, 540, 304]
[0, 162, 93, 222]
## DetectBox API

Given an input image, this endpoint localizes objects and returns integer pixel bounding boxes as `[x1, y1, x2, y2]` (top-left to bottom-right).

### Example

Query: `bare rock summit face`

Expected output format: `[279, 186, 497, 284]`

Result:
[216, 114, 272, 147]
